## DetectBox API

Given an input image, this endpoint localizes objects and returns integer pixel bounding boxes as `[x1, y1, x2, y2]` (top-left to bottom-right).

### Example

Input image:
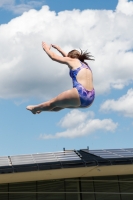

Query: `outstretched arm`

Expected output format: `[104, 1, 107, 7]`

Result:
[51, 44, 67, 57]
[42, 42, 72, 65]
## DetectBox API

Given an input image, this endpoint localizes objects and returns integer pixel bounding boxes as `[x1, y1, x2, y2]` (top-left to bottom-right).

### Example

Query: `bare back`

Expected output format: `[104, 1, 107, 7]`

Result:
[77, 68, 93, 91]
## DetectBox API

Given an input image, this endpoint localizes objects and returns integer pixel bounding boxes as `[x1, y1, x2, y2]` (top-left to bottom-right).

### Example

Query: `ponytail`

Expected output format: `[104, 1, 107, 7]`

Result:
[68, 49, 95, 65]
[79, 49, 95, 62]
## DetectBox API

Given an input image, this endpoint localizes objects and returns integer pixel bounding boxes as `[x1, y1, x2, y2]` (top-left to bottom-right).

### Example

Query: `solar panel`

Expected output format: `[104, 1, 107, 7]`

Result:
[10, 155, 35, 165]
[3, 149, 133, 168]
[32, 151, 81, 164]
[55, 151, 81, 161]
[125, 148, 133, 152]
[32, 153, 57, 163]
[9, 151, 81, 166]
[0, 156, 11, 166]
[89, 149, 133, 159]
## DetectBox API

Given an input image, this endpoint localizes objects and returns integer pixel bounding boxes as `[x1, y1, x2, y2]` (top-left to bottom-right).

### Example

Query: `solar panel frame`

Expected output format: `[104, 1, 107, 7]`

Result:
[1, 148, 133, 172]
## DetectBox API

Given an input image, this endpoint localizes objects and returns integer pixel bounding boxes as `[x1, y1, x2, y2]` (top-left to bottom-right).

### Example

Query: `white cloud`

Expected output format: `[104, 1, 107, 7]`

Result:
[116, 0, 133, 16]
[100, 88, 133, 117]
[40, 110, 118, 139]
[58, 110, 95, 129]
[0, 1, 133, 100]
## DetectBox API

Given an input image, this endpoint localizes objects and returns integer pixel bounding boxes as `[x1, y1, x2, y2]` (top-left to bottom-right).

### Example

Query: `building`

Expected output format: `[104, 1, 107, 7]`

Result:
[0, 148, 133, 200]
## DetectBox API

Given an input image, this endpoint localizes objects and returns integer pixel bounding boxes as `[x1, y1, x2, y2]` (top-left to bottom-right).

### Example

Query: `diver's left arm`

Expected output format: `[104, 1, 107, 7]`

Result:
[51, 44, 67, 57]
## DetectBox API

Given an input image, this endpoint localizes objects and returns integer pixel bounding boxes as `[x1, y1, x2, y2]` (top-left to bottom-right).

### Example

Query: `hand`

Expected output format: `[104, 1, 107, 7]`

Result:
[42, 42, 51, 51]
[51, 44, 60, 50]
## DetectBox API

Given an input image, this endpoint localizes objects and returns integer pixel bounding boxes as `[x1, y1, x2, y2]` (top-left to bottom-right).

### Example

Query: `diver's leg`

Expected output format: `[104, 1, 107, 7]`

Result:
[26, 88, 80, 114]
[36, 107, 64, 113]
[37, 106, 82, 113]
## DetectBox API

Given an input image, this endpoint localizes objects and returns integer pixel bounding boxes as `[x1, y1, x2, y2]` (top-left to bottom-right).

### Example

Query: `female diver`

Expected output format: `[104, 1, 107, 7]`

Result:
[26, 42, 95, 114]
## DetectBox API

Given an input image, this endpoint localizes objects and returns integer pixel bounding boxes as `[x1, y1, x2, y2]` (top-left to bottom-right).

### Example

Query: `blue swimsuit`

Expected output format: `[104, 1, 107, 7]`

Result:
[69, 62, 95, 107]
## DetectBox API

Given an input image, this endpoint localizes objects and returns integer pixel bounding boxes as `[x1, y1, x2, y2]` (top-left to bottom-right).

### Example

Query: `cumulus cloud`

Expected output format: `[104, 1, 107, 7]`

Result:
[0, 0, 133, 100]
[40, 110, 118, 139]
[100, 88, 133, 117]
[58, 110, 95, 129]
[116, 0, 133, 15]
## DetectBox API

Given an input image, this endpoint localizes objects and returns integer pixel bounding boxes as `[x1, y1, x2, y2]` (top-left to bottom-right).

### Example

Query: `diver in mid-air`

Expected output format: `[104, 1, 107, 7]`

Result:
[26, 42, 95, 114]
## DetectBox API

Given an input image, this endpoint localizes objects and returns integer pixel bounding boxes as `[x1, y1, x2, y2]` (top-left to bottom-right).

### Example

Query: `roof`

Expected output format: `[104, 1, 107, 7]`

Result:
[0, 148, 133, 184]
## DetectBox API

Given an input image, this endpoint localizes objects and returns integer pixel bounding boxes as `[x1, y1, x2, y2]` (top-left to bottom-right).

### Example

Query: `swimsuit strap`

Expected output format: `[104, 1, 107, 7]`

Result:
[79, 61, 92, 71]
[69, 61, 92, 79]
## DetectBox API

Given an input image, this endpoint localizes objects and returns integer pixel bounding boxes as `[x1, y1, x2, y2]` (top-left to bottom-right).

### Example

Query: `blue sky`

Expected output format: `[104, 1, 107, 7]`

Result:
[0, 0, 133, 156]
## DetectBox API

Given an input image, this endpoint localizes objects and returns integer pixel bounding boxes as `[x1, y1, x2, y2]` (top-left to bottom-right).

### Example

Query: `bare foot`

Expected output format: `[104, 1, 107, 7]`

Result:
[26, 106, 37, 114]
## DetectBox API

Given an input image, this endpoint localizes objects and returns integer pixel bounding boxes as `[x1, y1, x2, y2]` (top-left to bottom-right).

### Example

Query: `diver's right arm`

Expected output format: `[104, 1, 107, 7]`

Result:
[52, 44, 67, 57]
